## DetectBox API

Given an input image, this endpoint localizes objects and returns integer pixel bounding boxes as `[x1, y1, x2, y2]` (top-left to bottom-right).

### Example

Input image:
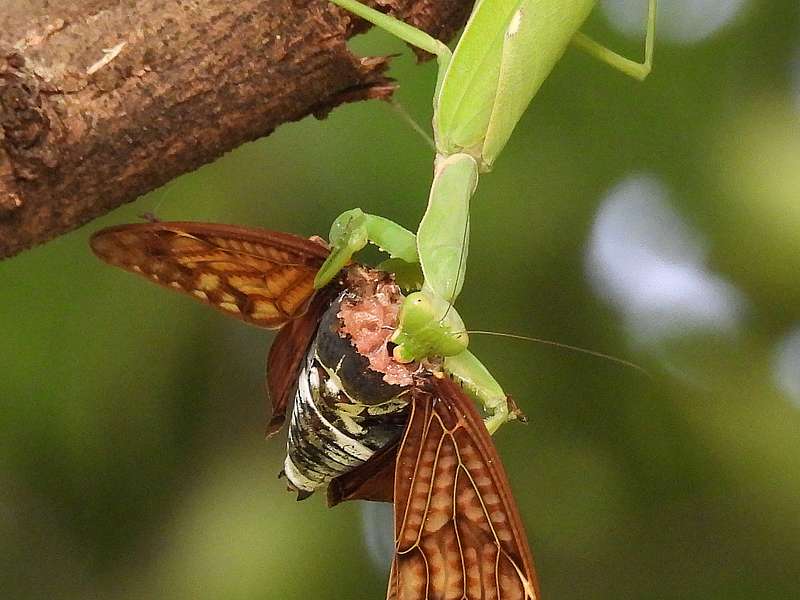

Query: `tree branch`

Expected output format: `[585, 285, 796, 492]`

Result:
[0, 0, 473, 259]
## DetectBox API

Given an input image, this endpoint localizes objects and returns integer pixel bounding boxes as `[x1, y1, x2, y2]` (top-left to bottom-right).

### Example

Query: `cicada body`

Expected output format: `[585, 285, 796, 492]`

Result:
[280, 266, 412, 499]
[91, 221, 541, 599]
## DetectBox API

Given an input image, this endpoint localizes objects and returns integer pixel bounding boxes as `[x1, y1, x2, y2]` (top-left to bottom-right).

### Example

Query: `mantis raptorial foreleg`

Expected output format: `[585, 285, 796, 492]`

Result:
[314, 208, 418, 289]
[571, 0, 657, 81]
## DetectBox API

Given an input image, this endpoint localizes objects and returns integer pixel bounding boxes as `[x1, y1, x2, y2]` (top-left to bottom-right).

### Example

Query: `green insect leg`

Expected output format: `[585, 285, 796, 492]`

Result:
[314, 209, 368, 288]
[444, 350, 521, 435]
[329, 0, 452, 97]
[572, 0, 656, 81]
[314, 209, 418, 289]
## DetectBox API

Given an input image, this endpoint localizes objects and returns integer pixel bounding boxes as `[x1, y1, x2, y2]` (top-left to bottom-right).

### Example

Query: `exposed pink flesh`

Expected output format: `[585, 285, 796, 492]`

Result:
[339, 269, 415, 386]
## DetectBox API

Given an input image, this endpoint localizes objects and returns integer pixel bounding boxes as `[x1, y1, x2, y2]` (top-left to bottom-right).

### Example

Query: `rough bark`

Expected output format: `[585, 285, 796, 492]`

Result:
[0, 0, 472, 259]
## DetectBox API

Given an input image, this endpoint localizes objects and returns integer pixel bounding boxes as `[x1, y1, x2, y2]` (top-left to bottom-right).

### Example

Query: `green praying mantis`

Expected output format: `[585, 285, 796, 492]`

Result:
[312, 0, 658, 433]
[88, 6, 657, 596]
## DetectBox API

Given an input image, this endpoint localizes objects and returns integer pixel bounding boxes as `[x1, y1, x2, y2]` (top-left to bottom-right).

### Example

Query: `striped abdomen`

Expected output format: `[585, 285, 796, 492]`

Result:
[282, 294, 410, 497]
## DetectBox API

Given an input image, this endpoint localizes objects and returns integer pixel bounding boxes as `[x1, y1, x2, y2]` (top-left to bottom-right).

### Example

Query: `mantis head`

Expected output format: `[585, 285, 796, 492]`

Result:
[390, 291, 468, 363]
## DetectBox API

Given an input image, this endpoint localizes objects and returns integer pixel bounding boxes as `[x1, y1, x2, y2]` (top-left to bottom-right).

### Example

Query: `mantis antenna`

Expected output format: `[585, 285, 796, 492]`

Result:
[467, 330, 652, 378]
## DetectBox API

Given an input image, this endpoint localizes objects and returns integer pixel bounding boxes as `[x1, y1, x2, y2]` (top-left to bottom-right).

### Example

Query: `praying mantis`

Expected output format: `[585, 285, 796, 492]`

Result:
[91, 4, 657, 597]
[316, 0, 657, 433]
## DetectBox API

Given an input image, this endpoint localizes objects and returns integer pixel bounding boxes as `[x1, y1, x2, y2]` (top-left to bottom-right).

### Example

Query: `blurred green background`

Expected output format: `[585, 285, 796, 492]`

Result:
[2, 1, 800, 598]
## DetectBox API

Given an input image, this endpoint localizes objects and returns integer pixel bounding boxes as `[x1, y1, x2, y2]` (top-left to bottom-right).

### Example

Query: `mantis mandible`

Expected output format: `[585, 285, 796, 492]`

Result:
[313, 0, 657, 434]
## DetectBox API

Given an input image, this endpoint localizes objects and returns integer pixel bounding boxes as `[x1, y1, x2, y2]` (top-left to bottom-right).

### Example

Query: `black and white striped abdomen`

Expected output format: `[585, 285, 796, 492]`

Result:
[282, 295, 410, 497]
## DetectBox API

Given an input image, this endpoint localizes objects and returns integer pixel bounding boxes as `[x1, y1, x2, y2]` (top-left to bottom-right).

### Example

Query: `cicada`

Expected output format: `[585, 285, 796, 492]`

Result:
[91, 221, 541, 599]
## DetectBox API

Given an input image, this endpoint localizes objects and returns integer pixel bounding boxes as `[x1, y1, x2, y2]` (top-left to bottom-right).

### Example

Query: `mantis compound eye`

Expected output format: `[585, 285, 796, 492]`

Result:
[392, 344, 416, 364]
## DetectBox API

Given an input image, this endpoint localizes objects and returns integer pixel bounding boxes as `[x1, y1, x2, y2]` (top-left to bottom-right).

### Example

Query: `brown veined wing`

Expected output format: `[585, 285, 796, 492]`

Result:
[90, 222, 330, 329]
[388, 375, 541, 600]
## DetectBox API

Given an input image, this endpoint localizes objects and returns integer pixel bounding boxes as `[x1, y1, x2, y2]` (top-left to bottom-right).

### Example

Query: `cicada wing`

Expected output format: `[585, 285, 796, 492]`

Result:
[265, 283, 340, 436]
[327, 435, 400, 506]
[91, 221, 336, 434]
[388, 376, 541, 600]
[90, 222, 330, 328]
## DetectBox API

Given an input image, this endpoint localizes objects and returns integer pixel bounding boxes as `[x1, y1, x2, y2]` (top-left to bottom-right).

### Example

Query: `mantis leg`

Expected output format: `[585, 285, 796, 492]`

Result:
[329, 0, 452, 93]
[572, 0, 656, 81]
[314, 208, 418, 289]
[444, 350, 519, 435]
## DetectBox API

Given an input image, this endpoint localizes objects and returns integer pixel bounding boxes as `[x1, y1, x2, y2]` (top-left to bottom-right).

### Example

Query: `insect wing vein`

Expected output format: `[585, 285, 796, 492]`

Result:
[90, 222, 329, 328]
[388, 377, 540, 599]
